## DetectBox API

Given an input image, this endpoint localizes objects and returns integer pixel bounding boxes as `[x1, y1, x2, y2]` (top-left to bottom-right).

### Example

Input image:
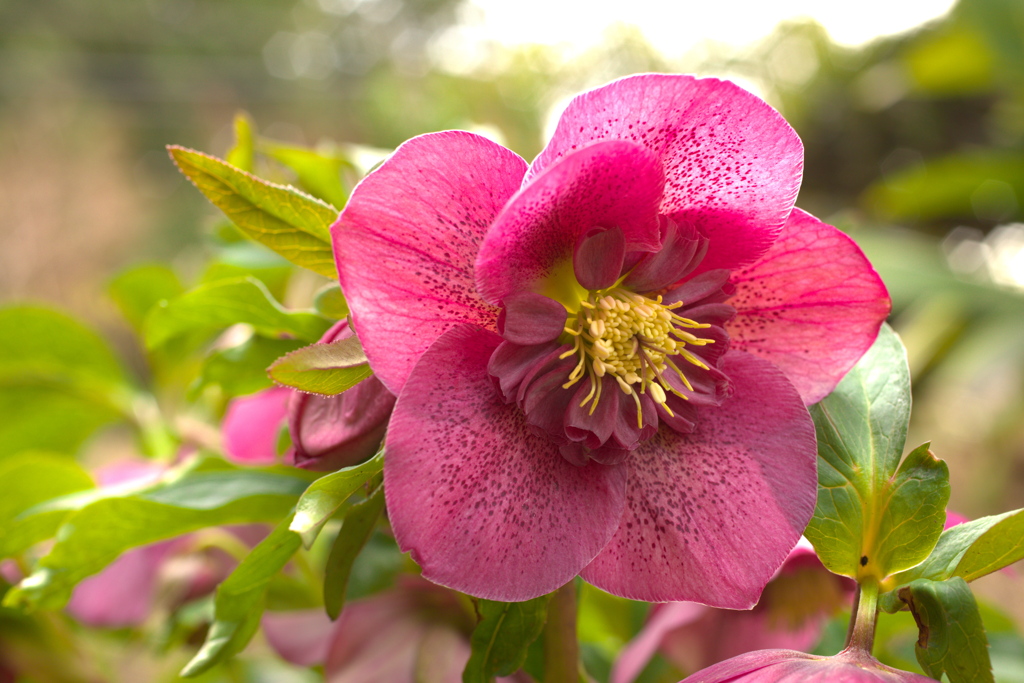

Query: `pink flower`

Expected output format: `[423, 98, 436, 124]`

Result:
[262, 577, 529, 683]
[333, 74, 890, 603]
[612, 540, 854, 683]
[222, 320, 395, 470]
[681, 648, 933, 682]
[65, 461, 262, 628]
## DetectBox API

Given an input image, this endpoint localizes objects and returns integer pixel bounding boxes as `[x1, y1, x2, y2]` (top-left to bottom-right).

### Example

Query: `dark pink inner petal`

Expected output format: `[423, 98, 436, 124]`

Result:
[476, 140, 664, 305]
[497, 292, 567, 345]
[580, 350, 817, 606]
[487, 340, 562, 403]
[574, 226, 627, 290]
[726, 208, 891, 405]
[332, 131, 527, 394]
[662, 269, 736, 308]
[622, 217, 706, 293]
[385, 325, 629, 602]
[530, 74, 803, 272]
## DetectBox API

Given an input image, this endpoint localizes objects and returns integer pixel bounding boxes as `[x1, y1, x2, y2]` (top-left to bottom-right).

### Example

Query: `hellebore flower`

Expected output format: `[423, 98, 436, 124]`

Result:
[222, 320, 396, 470]
[333, 73, 890, 603]
[262, 577, 529, 683]
[612, 540, 854, 683]
[681, 647, 933, 682]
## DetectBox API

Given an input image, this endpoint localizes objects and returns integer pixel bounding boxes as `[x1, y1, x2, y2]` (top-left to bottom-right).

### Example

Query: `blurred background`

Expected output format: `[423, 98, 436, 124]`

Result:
[3, 0, 1024, 671]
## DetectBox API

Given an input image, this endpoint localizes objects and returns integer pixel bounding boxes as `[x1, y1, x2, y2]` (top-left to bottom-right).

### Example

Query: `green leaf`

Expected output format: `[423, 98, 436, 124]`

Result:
[0, 306, 130, 393]
[144, 276, 331, 349]
[268, 335, 372, 396]
[0, 388, 123, 461]
[108, 264, 185, 333]
[324, 482, 384, 620]
[195, 336, 305, 398]
[464, 596, 551, 683]
[2, 467, 309, 611]
[890, 509, 1024, 587]
[182, 516, 303, 677]
[898, 578, 994, 683]
[289, 451, 383, 548]
[226, 112, 256, 173]
[168, 145, 338, 277]
[0, 454, 95, 558]
[259, 139, 353, 209]
[313, 284, 349, 320]
[806, 325, 950, 580]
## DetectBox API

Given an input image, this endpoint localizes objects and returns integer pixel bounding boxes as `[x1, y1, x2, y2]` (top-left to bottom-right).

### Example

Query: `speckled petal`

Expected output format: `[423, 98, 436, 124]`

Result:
[726, 209, 891, 405]
[386, 325, 628, 601]
[530, 74, 803, 272]
[476, 140, 664, 305]
[580, 351, 816, 606]
[332, 131, 527, 393]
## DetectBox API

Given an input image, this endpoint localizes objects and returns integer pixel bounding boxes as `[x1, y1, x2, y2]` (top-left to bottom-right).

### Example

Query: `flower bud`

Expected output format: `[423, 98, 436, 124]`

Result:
[287, 319, 396, 471]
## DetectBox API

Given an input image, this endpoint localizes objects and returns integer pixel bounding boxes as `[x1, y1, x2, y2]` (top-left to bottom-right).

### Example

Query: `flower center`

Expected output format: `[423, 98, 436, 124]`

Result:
[560, 287, 714, 427]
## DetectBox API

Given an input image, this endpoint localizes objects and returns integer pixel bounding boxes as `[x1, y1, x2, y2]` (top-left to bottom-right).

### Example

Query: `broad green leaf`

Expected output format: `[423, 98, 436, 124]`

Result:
[0, 306, 130, 393]
[168, 145, 337, 277]
[0, 454, 94, 558]
[144, 276, 331, 349]
[289, 451, 383, 548]
[890, 509, 1024, 587]
[268, 335, 372, 396]
[0, 388, 123, 461]
[226, 112, 256, 172]
[806, 325, 949, 580]
[182, 516, 302, 677]
[324, 483, 384, 620]
[259, 139, 352, 209]
[464, 596, 551, 683]
[194, 336, 304, 398]
[313, 284, 349, 320]
[898, 578, 994, 683]
[108, 264, 185, 333]
[2, 468, 309, 611]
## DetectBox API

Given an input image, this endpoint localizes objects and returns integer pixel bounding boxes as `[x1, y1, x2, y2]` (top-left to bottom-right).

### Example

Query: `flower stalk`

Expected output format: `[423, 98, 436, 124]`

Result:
[544, 581, 580, 683]
[845, 578, 880, 653]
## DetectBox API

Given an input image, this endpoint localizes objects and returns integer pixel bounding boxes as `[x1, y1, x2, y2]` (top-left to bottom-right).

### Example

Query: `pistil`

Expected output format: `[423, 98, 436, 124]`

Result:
[560, 287, 714, 427]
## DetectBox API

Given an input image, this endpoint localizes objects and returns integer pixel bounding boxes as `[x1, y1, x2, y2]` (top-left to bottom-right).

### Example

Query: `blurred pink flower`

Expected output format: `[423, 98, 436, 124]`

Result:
[681, 647, 933, 682]
[65, 460, 263, 628]
[612, 540, 853, 683]
[262, 577, 529, 683]
[222, 320, 394, 470]
[332, 73, 890, 603]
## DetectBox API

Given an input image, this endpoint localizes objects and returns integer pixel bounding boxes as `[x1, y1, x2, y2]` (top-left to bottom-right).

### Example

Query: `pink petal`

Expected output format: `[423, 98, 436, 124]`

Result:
[385, 325, 629, 601]
[332, 131, 527, 393]
[683, 648, 935, 682]
[611, 602, 706, 683]
[222, 386, 290, 464]
[67, 542, 176, 627]
[530, 74, 803, 272]
[726, 209, 891, 405]
[262, 609, 334, 666]
[574, 227, 627, 290]
[580, 351, 816, 606]
[497, 292, 567, 345]
[475, 140, 664, 305]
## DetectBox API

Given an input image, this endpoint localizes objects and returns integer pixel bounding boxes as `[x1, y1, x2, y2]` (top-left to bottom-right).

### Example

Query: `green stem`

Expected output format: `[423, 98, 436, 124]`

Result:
[846, 578, 880, 653]
[543, 582, 579, 683]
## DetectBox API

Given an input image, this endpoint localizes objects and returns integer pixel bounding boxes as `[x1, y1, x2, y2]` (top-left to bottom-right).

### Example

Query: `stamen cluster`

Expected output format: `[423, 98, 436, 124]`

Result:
[561, 287, 714, 425]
